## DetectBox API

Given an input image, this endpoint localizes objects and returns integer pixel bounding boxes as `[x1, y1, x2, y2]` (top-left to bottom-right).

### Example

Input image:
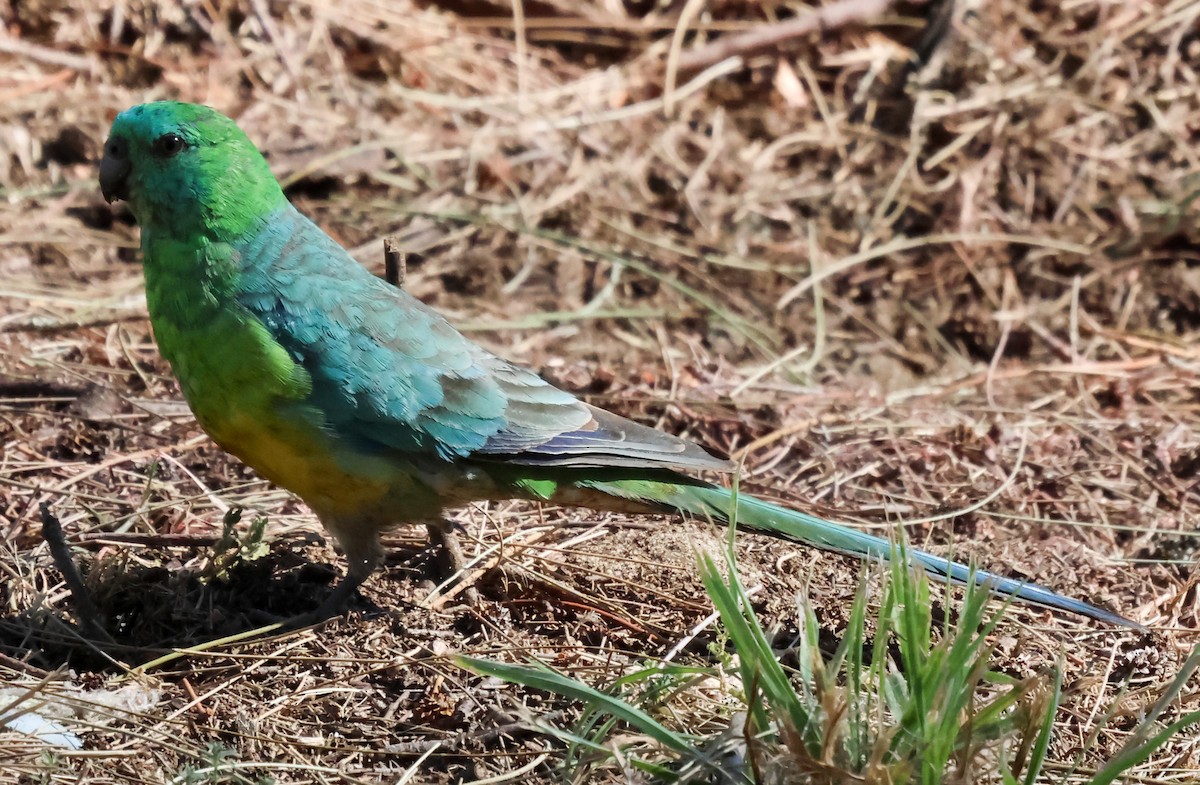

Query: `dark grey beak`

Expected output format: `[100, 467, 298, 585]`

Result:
[99, 136, 131, 204]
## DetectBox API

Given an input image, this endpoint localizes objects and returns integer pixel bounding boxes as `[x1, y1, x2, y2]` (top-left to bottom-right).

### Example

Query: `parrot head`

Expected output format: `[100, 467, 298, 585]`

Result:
[100, 101, 285, 238]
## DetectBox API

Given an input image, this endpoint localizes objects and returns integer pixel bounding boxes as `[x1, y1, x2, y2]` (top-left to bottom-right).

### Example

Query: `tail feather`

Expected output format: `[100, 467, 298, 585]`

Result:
[583, 478, 1139, 629]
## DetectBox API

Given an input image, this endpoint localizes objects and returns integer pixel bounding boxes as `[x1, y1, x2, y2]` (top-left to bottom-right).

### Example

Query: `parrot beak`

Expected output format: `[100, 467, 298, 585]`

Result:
[99, 136, 131, 204]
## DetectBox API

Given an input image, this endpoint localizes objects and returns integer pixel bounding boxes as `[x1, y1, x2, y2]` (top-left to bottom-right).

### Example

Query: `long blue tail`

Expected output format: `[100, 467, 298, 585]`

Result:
[586, 478, 1139, 628]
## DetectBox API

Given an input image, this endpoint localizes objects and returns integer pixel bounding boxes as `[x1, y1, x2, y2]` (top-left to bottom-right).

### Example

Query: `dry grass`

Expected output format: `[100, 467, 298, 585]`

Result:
[2, 0, 1200, 781]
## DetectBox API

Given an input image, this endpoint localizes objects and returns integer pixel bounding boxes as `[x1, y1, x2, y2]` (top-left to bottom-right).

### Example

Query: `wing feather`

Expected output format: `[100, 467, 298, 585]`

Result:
[235, 207, 733, 473]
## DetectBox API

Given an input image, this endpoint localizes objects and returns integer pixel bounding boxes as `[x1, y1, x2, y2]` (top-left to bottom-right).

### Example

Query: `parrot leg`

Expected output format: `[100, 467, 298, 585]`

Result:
[288, 518, 480, 628]
[423, 518, 481, 607]
[308, 556, 378, 621]
[295, 519, 479, 626]
[288, 523, 384, 625]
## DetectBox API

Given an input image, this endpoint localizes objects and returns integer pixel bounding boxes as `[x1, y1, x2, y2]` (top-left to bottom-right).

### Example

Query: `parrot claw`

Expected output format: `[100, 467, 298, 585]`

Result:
[421, 519, 482, 609]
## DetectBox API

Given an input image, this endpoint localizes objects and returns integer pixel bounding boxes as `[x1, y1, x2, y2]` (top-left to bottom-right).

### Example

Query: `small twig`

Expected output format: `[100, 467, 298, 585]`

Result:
[0, 68, 74, 104]
[60, 532, 224, 548]
[663, 0, 708, 115]
[510, 0, 528, 113]
[674, 0, 897, 76]
[384, 710, 567, 754]
[384, 236, 407, 290]
[0, 650, 52, 678]
[986, 268, 1018, 408]
[38, 503, 115, 644]
[127, 620, 288, 676]
[0, 34, 96, 72]
[248, 0, 302, 81]
[660, 584, 762, 666]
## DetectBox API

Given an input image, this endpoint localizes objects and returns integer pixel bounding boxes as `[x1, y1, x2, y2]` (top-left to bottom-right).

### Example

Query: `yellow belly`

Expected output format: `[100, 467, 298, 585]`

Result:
[200, 404, 393, 518]
[152, 300, 436, 524]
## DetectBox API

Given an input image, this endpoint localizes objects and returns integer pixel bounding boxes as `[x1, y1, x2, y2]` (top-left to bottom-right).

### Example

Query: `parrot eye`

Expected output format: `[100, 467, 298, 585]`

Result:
[152, 133, 186, 157]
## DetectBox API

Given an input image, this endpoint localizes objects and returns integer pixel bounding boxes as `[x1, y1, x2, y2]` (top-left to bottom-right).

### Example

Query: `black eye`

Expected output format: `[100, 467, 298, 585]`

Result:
[153, 133, 186, 157]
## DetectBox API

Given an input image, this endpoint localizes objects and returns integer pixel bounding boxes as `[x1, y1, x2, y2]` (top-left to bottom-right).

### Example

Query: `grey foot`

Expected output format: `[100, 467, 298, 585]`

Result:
[424, 519, 482, 607]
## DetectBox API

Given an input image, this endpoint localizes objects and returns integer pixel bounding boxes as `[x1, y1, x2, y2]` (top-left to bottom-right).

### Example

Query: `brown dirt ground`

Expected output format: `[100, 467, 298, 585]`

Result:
[2, 0, 1199, 782]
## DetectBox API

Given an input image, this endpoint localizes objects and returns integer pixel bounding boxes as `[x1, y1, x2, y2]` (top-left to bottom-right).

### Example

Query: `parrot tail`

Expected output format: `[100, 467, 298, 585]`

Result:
[568, 476, 1139, 629]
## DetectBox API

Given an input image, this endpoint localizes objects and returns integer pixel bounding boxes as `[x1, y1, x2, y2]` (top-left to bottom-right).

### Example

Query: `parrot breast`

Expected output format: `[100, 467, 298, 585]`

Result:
[141, 235, 414, 521]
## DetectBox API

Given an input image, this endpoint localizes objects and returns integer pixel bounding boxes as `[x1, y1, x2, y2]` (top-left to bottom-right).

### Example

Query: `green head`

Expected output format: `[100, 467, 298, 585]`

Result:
[100, 102, 287, 240]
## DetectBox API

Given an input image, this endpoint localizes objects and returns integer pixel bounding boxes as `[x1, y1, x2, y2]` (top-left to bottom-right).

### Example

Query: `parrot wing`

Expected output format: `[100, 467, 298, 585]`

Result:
[236, 209, 732, 472]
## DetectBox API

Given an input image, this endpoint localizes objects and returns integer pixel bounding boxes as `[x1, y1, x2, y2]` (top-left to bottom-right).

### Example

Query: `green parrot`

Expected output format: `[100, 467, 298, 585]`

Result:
[98, 101, 1134, 627]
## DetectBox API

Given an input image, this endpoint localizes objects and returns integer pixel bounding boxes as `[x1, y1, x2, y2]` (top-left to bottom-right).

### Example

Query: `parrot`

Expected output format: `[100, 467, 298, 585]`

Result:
[97, 101, 1135, 628]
